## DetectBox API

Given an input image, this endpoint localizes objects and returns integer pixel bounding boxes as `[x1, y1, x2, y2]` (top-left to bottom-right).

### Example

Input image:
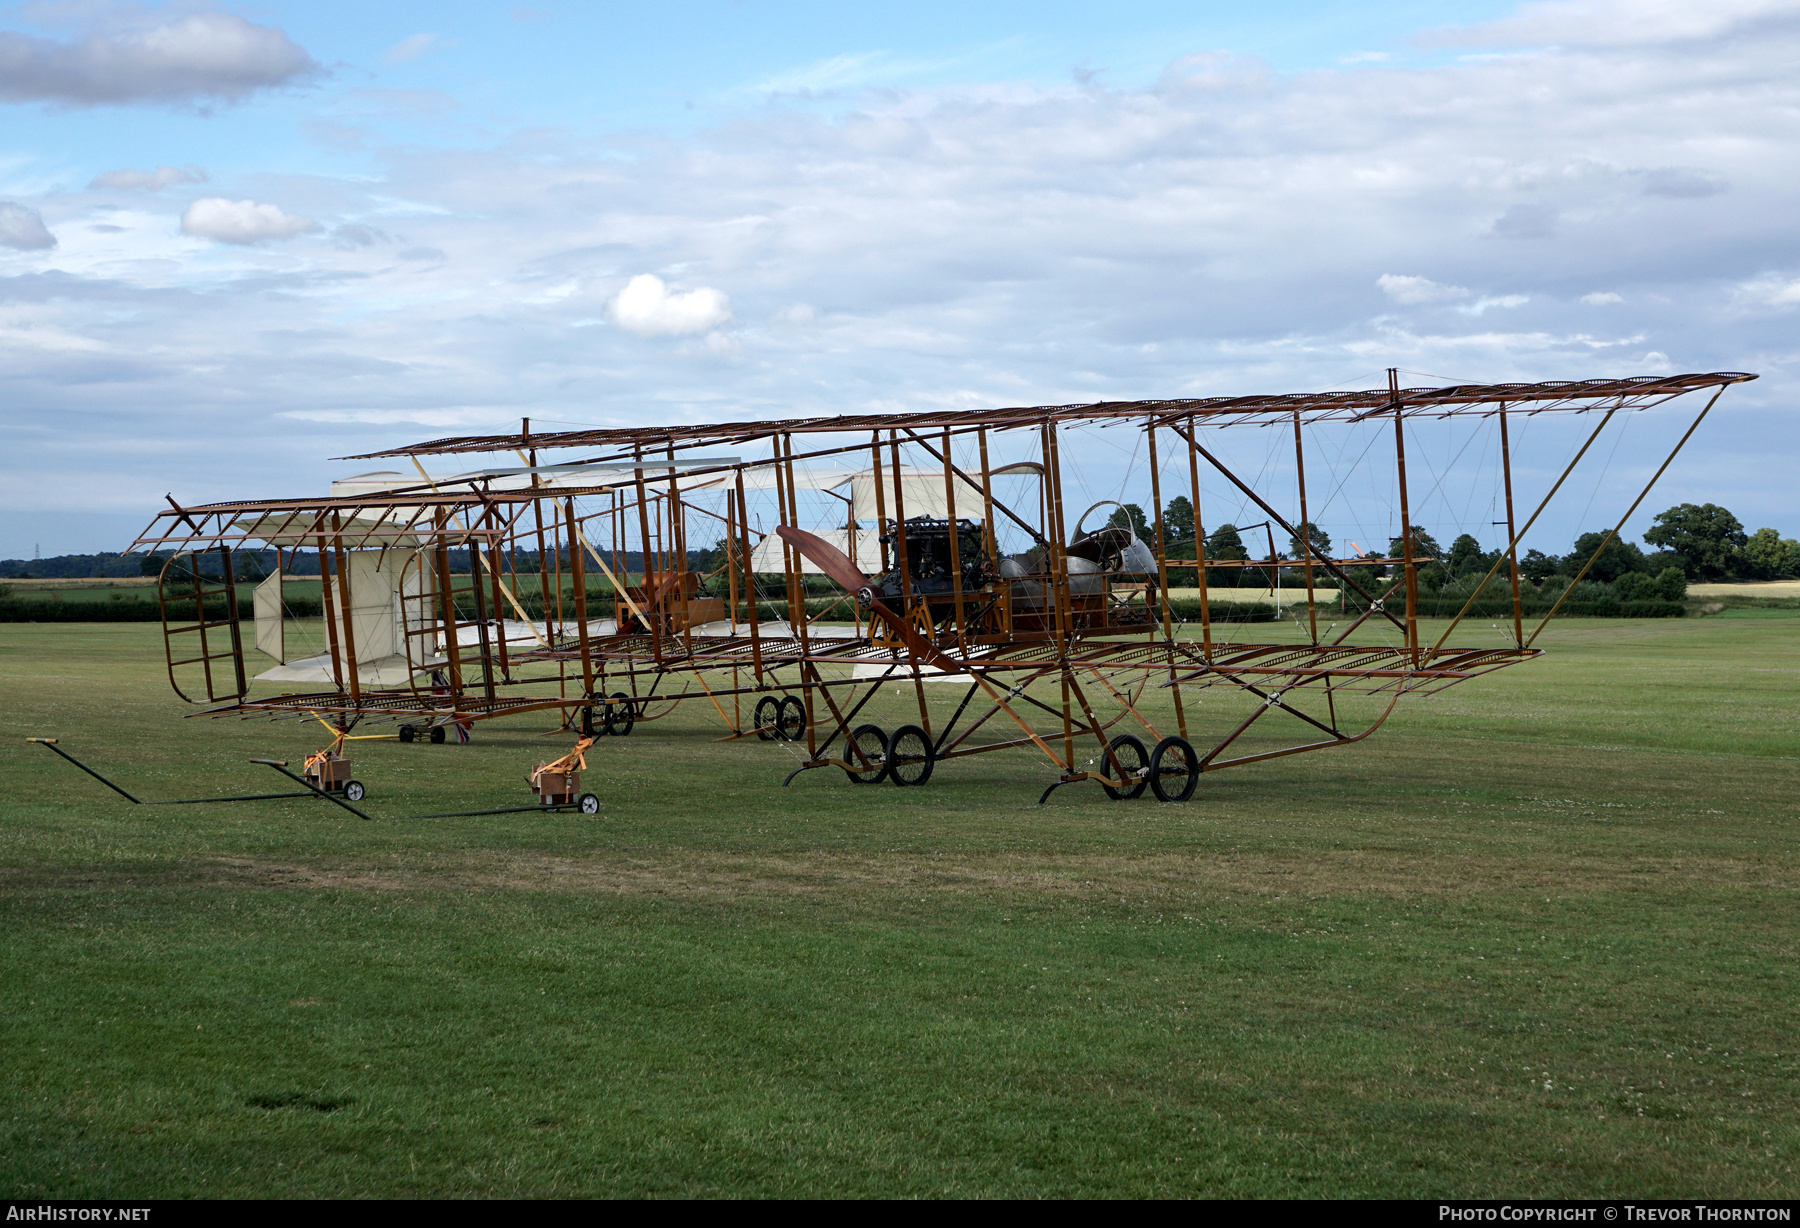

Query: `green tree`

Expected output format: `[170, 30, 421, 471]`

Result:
[1160, 496, 1195, 546]
[1286, 521, 1332, 561]
[1445, 533, 1494, 576]
[1106, 502, 1151, 542]
[1642, 503, 1746, 581]
[1207, 523, 1249, 588]
[1740, 527, 1800, 580]
[1387, 527, 1442, 562]
[1520, 549, 1559, 582]
[1559, 531, 1650, 584]
[1158, 496, 1197, 586]
[1654, 566, 1687, 601]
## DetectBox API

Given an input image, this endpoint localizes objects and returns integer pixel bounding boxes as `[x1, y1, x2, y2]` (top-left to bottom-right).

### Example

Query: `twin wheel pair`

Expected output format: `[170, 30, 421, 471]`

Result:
[582, 693, 638, 738]
[1093, 734, 1200, 803]
[751, 696, 934, 787]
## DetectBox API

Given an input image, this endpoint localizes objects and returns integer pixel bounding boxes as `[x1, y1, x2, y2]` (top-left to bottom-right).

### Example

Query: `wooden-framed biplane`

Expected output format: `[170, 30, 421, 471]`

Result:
[128, 368, 1754, 804]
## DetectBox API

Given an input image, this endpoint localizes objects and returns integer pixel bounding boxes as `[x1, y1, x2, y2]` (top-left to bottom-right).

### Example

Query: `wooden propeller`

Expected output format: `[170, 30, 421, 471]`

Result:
[774, 526, 962, 673]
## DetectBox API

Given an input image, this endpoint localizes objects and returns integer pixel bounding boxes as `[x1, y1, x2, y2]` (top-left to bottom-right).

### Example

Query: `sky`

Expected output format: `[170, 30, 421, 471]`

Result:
[0, 0, 1795, 559]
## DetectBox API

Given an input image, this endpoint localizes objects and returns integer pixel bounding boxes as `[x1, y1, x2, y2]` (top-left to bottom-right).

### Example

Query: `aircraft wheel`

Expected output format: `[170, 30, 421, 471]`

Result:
[429, 726, 446, 744]
[1149, 736, 1199, 803]
[886, 724, 934, 787]
[576, 792, 600, 815]
[398, 725, 416, 743]
[776, 696, 807, 742]
[343, 780, 366, 803]
[844, 724, 889, 784]
[605, 692, 635, 737]
[1101, 735, 1149, 800]
[754, 696, 780, 741]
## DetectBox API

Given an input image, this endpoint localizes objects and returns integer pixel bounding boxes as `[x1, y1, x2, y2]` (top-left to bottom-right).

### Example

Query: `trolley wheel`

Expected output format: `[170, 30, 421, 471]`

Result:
[753, 696, 780, 741]
[886, 724, 935, 787]
[776, 695, 807, 742]
[398, 725, 416, 744]
[429, 726, 446, 744]
[1149, 736, 1199, 803]
[605, 692, 636, 738]
[343, 780, 366, 803]
[576, 792, 600, 815]
[844, 724, 889, 784]
[1101, 734, 1149, 800]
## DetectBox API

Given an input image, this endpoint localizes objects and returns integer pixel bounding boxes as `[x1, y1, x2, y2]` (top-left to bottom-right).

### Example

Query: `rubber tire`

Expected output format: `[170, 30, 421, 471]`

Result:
[844, 724, 889, 784]
[1101, 734, 1149, 800]
[605, 692, 635, 738]
[576, 792, 600, 815]
[429, 726, 446, 745]
[886, 724, 935, 787]
[1149, 735, 1199, 803]
[777, 695, 807, 742]
[343, 780, 366, 802]
[397, 725, 415, 744]
[753, 696, 780, 741]
[581, 704, 603, 738]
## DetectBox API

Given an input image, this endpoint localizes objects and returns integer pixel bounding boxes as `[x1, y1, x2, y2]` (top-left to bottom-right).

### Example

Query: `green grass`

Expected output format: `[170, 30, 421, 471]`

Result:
[0, 617, 1796, 1197]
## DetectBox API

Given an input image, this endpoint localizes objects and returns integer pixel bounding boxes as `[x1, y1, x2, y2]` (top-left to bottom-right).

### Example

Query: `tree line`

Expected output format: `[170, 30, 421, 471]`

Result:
[1097, 499, 1799, 596]
[5, 502, 1793, 595]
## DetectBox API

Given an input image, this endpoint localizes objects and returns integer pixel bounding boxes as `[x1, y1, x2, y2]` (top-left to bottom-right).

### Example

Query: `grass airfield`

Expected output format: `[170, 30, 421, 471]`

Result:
[1, 614, 1796, 1198]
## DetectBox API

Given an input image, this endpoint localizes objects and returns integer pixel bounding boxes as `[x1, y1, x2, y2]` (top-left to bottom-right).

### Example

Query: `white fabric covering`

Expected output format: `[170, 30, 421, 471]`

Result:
[254, 652, 438, 687]
[252, 570, 284, 662]
[749, 527, 884, 576]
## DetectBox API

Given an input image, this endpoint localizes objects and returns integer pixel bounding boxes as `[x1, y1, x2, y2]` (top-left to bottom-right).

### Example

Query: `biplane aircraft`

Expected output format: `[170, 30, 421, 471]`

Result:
[126, 369, 1754, 805]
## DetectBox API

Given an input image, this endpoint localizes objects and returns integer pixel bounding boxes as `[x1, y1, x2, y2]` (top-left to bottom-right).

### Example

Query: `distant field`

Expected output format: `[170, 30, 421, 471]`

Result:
[1688, 579, 1800, 599]
[1, 614, 1796, 1197]
[1162, 585, 1340, 606]
[3, 576, 158, 589]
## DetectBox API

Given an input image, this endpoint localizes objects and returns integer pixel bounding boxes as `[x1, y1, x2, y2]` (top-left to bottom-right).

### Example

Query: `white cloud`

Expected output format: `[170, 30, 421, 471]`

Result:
[7, 8, 1800, 551]
[1581, 291, 1624, 304]
[89, 165, 207, 191]
[0, 13, 319, 106]
[1378, 274, 1470, 305]
[180, 198, 317, 245]
[1458, 294, 1531, 315]
[0, 202, 56, 250]
[385, 34, 447, 63]
[1422, 0, 1800, 48]
[1737, 274, 1800, 308]
[604, 274, 731, 337]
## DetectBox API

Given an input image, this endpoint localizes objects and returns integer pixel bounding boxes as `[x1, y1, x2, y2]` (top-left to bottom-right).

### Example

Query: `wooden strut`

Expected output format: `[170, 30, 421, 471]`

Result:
[1145, 419, 1188, 740]
[1391, 368, 1420, 669]
[1293, 409, 1318, 645]
[1499, 406, 1524, 648]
